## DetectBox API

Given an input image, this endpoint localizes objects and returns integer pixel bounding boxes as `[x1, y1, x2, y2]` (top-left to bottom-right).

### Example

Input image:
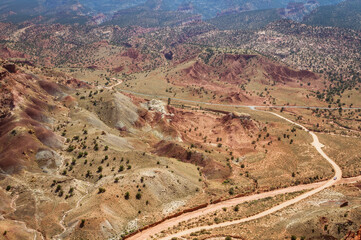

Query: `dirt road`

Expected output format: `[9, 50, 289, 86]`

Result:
[116, 88, 361, 110]
[128, 110, 344, 240]
[104, 79, 123, 90]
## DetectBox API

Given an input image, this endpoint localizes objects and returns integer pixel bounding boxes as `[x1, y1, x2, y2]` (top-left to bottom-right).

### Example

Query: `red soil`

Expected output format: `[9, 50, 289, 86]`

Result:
[0, 61, 70, 173]
[345, 226, 361, 240]
[0, 46, 29, 59]
[39, 80, 63, 96]
[0, 116, 40, 173]
[113, 65, 124, 73]
[62, 95, 77, 107]
[65, 78, 91, 89]
[154, 140, 231, 180]
[262, 58, 318, 84]
[24, 107, 48, 123]
[167, 106, 260, 156]
[34, 126, 64, 149]
[170, 53, 324, 104]
[121, 48, 140, 59]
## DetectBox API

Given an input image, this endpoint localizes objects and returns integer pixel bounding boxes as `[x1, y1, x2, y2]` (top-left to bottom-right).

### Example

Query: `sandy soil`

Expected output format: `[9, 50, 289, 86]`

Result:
[128, 110, 344, 240]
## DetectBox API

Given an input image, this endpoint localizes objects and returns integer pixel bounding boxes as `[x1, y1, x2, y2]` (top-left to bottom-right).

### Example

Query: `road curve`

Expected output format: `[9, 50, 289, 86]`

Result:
[128, 111, 343, 240]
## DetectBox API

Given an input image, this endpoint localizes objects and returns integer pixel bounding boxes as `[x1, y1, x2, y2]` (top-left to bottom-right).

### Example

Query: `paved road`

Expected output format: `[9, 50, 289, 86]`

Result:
[128, 109, 344, 240]
[115, 88, 361, 110]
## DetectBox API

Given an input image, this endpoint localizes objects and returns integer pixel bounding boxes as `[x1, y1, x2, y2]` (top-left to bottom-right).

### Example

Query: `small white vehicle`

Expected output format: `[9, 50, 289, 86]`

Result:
[333, 177, 337, 180]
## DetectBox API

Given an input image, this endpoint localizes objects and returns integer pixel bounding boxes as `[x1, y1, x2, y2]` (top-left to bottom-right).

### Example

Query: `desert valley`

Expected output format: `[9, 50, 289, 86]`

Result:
[0, 0, 360, 240]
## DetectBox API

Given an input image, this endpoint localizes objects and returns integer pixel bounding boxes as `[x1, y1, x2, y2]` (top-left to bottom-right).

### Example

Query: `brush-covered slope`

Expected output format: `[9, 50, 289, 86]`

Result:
[207, 8, 281, 30]
[303, 0, 361, 31]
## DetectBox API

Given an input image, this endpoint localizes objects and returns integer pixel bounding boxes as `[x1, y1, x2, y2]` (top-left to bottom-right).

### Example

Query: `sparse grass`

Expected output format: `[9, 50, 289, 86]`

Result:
[164, 191, 306, 235]
[200, 184, 361, 240]
[318, 133, 361, 177]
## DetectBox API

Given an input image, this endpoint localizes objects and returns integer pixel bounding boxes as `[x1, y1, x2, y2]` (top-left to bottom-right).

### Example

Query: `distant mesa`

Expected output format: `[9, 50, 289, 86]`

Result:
[177, 2, 194, 12]
[91, 13, 107, 25]
[216, 7, 247, 17]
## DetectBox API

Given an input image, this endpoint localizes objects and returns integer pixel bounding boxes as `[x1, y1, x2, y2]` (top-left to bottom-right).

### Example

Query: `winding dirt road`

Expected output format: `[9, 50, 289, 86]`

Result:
[105, 79, 123, 90]
[128, 110, 343, 240]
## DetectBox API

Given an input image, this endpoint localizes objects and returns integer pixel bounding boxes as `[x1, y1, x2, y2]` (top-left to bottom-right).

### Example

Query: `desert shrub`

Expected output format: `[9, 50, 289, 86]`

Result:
[124, 192, 130, 200]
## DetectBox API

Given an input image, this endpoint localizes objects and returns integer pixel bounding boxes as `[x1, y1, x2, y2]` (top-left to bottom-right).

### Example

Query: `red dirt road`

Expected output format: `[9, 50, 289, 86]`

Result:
[128, 111, 345, 240]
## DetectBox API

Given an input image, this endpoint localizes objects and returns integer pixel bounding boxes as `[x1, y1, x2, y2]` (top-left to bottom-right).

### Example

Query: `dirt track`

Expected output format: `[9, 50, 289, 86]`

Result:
[128, 109, 344, 240]
[116, 88, 361, 110]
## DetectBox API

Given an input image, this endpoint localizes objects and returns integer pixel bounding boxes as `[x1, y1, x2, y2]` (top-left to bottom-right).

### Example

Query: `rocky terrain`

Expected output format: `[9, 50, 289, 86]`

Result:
[0, 1, 360, 239]
[0, 51, 357, 239]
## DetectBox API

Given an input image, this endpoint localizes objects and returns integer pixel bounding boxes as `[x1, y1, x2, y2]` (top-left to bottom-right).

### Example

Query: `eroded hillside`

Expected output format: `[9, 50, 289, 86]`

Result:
[1, 55, 354, 239]
[0, 12, 360, 240]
